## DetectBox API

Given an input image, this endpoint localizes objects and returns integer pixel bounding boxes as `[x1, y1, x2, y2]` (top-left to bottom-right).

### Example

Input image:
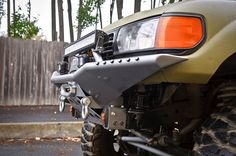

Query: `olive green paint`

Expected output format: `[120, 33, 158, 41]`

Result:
[104, 0, 236, 84]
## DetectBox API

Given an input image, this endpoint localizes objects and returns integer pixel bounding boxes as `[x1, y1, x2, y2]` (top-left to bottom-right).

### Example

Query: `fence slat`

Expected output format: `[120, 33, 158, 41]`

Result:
[0, 37, 64, 106]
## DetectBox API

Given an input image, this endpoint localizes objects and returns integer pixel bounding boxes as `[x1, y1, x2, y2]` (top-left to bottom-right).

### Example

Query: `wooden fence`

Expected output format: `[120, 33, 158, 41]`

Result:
[0, 37, 65, 105]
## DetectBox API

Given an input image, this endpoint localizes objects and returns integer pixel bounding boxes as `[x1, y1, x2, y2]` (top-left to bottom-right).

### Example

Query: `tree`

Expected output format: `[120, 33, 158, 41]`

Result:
[97, 0, 103, 29]
[134, 0, 141, 13]
[0, 0, 5, 27]
[116, 0, 123, 20]
[12, 0, 15, 33]
[7, 0, 10, 35]
[162, 0, 174, 5]
[151, 0, 157, 9]
[76, 0, 102, 39]
[67, 0, 74, 42]
[110, 0, 115, 24]
[161, 0, 182, 5]
[13, 0, 15, 18]
[161, 0, 166, 5]
[77, 0, 83, 39]
[153, 0, 156, 8]
[57, 0, 64, 41]
[51, 0, 57, 41]
[9, 7, 40, 39]
[27, 0, 31, 20]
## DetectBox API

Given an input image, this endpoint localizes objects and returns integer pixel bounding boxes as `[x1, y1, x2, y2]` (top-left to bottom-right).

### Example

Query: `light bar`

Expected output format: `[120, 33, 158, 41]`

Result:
[64, 30, 106, 57]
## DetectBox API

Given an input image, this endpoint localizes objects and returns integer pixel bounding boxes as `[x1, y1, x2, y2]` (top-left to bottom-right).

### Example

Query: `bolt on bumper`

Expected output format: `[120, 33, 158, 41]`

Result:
[51, 54, 187, 106]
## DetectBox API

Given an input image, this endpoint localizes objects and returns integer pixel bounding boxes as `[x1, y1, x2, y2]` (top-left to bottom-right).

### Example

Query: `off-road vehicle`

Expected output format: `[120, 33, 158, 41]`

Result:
[51, 0, 236, 155]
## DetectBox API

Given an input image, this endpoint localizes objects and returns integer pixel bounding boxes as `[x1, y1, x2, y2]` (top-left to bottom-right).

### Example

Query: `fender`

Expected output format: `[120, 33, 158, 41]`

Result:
[143, 1, 236, 84]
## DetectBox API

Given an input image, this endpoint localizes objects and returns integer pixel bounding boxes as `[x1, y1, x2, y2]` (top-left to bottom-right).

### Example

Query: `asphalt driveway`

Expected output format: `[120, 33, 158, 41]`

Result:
[0, 138, 83, 156]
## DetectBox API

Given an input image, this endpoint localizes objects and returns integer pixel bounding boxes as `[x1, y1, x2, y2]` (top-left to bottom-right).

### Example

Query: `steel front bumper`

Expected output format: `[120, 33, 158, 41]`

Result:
[51, 54, 187, 105]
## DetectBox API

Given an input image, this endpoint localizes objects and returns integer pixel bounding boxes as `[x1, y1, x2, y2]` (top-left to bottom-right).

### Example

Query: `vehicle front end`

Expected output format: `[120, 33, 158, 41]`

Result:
[51, 0, 236, 155]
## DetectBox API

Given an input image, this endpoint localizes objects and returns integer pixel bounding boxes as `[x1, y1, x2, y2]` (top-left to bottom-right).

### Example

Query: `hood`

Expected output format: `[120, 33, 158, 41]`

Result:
[102, 2, 179, 32]
[103, 0, 236, 33]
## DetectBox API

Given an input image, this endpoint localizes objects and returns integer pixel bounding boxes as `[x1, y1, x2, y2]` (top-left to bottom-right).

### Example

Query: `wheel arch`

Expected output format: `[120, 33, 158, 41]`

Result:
[210, 52, 236, 80]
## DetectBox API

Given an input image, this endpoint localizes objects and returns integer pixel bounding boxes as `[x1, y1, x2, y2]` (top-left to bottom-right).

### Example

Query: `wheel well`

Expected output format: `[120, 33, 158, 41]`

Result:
[211, 52, 236, 80]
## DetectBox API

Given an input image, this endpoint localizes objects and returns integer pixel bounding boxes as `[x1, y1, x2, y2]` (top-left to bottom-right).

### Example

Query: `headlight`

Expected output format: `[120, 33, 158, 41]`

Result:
[116, 15, 204, 54]
[116, 19, 159, 53]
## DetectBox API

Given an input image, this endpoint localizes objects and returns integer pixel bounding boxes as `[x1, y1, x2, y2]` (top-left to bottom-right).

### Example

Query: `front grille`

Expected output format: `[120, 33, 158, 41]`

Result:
[103, 33, 114, 54]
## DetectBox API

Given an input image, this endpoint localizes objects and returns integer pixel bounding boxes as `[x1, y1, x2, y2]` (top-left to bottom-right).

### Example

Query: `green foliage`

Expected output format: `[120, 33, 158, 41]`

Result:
[76, 0, 105, 31]
[9, 7, 40, 39]
[77, 0, 96, 30]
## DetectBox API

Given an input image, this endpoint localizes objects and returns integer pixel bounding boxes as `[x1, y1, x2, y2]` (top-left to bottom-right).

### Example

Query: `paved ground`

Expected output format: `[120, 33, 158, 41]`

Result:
[0, 105, 84, 155]
[0, 105, 83, 139]
[0, 138, 83, 156]
[0, 105, 79, 123]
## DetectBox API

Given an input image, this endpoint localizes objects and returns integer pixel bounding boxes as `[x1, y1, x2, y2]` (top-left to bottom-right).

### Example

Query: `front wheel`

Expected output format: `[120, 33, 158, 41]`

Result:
[193, 98, 236, 156]
[81, 121, 123, 156]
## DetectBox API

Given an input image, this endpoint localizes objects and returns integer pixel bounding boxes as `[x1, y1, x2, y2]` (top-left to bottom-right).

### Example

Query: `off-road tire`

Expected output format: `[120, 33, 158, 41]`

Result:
[194, 99, 236, 156]
[81, 121, 121, 156]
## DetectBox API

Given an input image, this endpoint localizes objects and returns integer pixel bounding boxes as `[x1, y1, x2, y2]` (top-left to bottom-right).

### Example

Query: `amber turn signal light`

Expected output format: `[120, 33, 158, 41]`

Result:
[155, 16, 203, 49]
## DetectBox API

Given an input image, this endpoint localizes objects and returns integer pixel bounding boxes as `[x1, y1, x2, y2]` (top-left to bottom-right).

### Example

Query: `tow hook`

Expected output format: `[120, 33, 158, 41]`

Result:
[59, 95, 66, 112]
[80, 97, 92, 119]
[58, 84, 77, 112]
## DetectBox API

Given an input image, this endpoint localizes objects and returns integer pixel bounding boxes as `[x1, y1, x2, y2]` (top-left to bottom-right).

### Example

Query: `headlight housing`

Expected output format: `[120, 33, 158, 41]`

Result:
[117, 18, 159, 53]
[116, 15, 204, 54]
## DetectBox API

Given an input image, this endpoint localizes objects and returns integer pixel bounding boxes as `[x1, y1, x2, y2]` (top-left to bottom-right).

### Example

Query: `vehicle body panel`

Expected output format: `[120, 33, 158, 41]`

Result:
[104, 0, 236, 84]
